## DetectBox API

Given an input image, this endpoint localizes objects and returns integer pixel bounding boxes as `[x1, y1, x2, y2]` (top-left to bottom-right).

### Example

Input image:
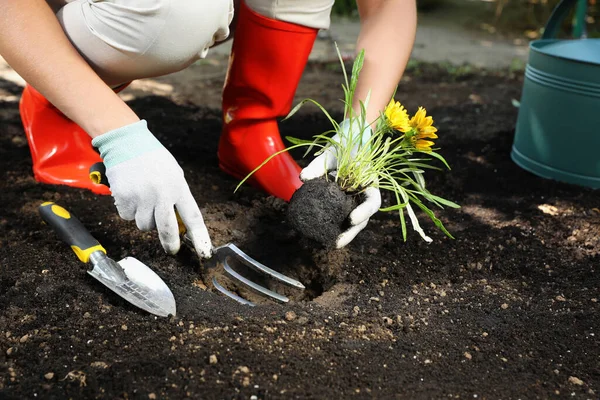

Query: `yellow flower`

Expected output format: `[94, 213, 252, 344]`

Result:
[410, 107, 438, 138]
[384, 100, 411, 132]
[409, 106, 438, 151]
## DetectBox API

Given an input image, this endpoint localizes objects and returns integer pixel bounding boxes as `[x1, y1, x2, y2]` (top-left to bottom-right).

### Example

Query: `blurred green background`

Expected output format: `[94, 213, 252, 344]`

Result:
[331, 0, 600, 39]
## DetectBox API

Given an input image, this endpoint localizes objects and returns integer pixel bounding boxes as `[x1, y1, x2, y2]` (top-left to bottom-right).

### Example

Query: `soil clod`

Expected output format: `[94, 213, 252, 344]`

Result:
[288, 178, 358, 247]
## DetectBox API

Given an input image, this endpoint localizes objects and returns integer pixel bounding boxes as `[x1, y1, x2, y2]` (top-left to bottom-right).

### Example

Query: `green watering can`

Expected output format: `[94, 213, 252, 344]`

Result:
[511, 0, 600, 189]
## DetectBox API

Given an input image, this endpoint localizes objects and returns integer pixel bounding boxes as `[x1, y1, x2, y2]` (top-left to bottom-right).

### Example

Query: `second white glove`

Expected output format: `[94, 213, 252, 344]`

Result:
[92, 120, 212, 258]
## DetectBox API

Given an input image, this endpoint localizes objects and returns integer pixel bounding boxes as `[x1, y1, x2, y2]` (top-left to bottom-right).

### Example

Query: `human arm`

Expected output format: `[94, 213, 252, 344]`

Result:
[0, 0, 139, 136]
[0, 0, 213, 258]
[353, 0, 417, 124]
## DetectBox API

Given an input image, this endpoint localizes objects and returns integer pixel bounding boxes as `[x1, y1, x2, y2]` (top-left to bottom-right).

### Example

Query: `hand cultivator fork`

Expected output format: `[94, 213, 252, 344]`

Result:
[181, 233, 304, 306]
[90, 162, 305, 306]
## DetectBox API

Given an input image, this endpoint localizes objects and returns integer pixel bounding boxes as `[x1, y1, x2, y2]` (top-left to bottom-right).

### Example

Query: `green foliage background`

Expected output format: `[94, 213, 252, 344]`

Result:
[331, 0, 447, 15]
[330, 0, 599, 38]
[331, 0, 358, 16]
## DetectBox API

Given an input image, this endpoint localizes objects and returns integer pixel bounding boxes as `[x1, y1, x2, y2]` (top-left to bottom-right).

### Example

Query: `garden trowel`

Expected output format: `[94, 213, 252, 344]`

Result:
[38, 202, 176, 317]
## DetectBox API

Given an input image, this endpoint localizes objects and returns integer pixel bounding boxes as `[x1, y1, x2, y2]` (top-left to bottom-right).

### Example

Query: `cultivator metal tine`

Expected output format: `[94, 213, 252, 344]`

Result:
[211, 277, 255, 307]
[215, 244, 305, 290]
[221, 257, 289, 303]
[182, 234, 304, 305]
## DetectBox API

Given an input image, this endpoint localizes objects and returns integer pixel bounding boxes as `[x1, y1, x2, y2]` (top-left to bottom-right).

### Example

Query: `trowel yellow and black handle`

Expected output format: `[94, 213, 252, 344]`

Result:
[39, 202, 106, 263]
[89, 162, 110, 188]
[89, 162, 187, 235]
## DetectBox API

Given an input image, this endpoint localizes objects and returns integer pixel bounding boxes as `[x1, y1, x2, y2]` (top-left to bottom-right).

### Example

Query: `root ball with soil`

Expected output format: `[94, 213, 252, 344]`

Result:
[287, 178, 360, 247]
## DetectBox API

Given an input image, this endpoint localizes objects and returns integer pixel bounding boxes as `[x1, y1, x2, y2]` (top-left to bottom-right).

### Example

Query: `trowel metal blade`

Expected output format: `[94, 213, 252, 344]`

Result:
[88, 256, 176, 317]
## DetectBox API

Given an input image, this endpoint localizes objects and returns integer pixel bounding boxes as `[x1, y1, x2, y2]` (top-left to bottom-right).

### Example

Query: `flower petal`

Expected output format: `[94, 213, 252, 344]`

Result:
[416, 140, 435, 151]
[418, 130, 438, 139]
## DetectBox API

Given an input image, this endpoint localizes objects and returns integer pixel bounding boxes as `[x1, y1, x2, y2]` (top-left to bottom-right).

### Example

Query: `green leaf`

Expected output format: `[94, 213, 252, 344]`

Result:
[379, 203, 408, 212]
[420, 193, 461, 209]
[335, 43, 350, 97]
[423, 150, 451, 170]
[410, 195, 455, 239]
[282, 99, 310, 122]
[350, 49, 365, 90]
[285, 136, 316, 146]
[234, 143, 308, 192]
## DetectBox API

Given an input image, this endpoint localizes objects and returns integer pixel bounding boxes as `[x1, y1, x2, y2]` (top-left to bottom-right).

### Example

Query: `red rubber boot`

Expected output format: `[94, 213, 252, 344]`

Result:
[19, 84, 128, 195]
[218, 0, 318, 202]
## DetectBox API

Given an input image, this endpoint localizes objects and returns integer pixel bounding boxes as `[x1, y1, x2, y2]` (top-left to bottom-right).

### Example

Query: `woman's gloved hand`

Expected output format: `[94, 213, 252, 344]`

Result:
[299, 119, 382, 248]
[92, 120, 212, 258]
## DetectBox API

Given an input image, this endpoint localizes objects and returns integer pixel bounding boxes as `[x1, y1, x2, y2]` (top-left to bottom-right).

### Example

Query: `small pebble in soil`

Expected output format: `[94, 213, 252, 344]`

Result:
[148, 393, 157, 400]
[20, 334, 29, 343]
[501, 303, 509, 309]
[464, 352, 472, 360]
[238, 366, 250, 374]
[272, 374, 278, 381]
[209, 354, 218, 364]
[284, 311, 297, 321]
[192, 280, 207, 290]
[568, 376, 584, 386]
[44, 372, 54, 380]
[121, 325, 128, 331]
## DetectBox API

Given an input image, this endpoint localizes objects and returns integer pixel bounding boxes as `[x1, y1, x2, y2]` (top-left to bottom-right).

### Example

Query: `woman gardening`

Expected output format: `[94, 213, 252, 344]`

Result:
[0, 0, 419, 257]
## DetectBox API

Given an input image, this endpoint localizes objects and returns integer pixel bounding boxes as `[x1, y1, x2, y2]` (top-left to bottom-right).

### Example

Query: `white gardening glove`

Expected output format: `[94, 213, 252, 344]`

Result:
[92, 120, 212, 258]
[300, 119, 382, 249]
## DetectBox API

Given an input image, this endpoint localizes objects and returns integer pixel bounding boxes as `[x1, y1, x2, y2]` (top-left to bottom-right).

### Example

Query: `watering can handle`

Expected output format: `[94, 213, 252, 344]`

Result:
[543, 0, 586, 39]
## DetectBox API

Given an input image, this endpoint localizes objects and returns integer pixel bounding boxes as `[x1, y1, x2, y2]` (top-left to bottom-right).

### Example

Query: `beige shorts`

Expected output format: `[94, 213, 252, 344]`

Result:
[56, 0, 233, 86]
[246, 0, 334, 30]
[53, 0, 334, 87]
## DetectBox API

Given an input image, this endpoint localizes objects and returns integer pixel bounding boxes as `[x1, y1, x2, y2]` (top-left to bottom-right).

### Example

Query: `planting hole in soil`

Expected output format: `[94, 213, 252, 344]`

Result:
[189, 237, 350, 305]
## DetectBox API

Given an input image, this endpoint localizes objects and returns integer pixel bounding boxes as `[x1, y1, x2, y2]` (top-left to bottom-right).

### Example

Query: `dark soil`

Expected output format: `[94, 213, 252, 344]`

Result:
[1, 64, 599, 399]
[288, 178, 357, 248]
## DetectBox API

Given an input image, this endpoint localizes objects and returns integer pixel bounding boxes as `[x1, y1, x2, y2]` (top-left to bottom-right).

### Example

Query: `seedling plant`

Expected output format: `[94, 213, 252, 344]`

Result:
[237, 45, 459, 245]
